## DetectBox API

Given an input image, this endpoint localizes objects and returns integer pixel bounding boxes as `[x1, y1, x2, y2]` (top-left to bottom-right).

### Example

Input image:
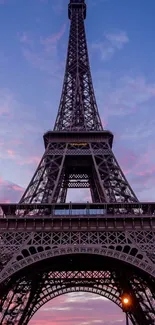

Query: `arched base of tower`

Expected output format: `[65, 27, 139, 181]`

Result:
[0, 254, 155, 325]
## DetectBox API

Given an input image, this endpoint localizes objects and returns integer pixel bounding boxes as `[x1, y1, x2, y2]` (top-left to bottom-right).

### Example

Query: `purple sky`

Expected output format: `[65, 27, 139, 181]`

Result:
[0, 0, 154, 323]
[29, 293, 127, 325]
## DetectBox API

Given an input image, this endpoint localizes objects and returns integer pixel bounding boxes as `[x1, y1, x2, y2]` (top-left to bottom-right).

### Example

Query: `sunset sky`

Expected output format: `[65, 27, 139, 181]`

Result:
[0, 0, 155, 323]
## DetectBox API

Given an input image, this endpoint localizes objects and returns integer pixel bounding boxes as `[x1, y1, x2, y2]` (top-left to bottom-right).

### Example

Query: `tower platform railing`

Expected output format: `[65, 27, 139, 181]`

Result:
[0, 202, 155, 218]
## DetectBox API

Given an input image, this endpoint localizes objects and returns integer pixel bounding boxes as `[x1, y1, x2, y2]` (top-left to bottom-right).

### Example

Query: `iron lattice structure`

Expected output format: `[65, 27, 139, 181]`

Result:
[0, 1, 155, 324]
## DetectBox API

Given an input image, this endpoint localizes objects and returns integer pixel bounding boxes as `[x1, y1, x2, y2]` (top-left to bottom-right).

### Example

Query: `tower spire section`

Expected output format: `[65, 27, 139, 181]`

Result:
[19, 0, 138, 205]
[1, 2, 155, 324]
[54, 0, 103, 131]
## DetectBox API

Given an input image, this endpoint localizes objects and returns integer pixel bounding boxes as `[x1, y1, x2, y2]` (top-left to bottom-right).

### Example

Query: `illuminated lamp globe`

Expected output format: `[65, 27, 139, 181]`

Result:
[123, 297, 130, 305]
[121, 294, 132, 312]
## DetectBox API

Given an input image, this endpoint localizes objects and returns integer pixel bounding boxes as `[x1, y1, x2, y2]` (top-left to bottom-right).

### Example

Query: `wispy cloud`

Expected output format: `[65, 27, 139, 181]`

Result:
[120, 121, 155, 141]
[29, 293, 125, 325]
[0, 175, 24, 203]
[17, 32, 33, 45]
[92, 31, 129, 61]
[18, 24, 66, 75]
[0, 87, 44, 186]
[91, 71, 155, 201]
[95, 75, 155, 119]
[64, 292, 108, 303]
[40, 24, 66, 48]
[114, 141, 155, 201]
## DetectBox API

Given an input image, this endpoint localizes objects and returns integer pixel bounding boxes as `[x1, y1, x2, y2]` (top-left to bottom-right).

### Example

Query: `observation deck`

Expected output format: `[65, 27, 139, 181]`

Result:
[43, 130, 114, 149]
[0, 202, 155, 232]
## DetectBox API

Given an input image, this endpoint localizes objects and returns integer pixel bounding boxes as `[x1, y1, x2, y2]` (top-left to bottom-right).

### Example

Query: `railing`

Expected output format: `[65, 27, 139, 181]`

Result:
[0, 202, 155, 218]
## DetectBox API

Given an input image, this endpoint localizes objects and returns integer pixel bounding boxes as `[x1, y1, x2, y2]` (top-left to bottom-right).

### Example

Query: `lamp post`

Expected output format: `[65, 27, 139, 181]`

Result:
[121, 294, 132, 325]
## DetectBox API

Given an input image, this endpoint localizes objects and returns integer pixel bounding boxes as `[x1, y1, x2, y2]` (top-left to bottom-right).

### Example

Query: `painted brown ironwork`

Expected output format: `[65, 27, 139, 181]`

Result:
[0, 204, 155, 324]
[0, 0, 155, 324]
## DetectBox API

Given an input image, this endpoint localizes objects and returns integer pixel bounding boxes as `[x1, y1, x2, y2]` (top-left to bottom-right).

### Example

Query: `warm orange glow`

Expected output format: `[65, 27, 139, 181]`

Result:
[123, 297, 130, 305]
[121, 294, 132, 310]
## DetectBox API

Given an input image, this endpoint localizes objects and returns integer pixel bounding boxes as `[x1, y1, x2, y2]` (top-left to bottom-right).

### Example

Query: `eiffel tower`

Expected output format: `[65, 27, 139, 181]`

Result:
[0, 0, 155, 324]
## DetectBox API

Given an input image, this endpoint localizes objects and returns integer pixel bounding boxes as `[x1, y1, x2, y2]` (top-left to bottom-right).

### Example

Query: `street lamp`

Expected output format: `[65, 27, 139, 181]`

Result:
[121, 294, 132, 325]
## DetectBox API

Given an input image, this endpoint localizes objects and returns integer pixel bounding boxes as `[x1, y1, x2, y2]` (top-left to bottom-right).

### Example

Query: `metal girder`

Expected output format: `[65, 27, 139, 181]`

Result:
[1, 224, 155, 281]
[0, 0, 154, 324]
[0, 213, 154, 324]
[0, 267, 155, 324]
[54, 2, 102, 131]
[20, 141, 138, 204]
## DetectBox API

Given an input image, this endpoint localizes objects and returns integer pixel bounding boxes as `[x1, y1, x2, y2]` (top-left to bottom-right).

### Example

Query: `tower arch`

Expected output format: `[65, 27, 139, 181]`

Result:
[0, 0, 155, 324]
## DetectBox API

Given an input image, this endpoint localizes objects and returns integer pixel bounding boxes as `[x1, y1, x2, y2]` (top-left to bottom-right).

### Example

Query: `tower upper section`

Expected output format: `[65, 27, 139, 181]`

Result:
[68, 0, 86, 19]
[54, 0, 103, 131]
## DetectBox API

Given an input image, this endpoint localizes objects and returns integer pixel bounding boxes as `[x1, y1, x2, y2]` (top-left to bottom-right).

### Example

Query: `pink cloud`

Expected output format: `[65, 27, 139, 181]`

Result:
[0, 176, 24, 203]
[116, 146, 138, 173]
[17, 32, 33, 45]
[17, 155, 41, 166]
[118, 146, 155, 179]
[11, 139, 23, 146]
[98, 75, 155, 120]
[1, 199, 11, 203]
[136, 167, 155, 177]
[6, 149, 16, 158]
[0, 107, 9, 116]
[29, 293, 125, 325]
[22, 48, 42, 68]
[0, 176, 8, 186]
[101, 118, 107, 128]
[12, 185, 24, 192]
[19, 24, 66, 75]
[41, 24, 66, 46]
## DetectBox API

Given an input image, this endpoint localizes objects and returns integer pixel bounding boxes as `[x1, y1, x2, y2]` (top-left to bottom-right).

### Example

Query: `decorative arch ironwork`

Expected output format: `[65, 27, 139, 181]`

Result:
[0, 269, 133, 325]
[28, 272, 122, 322]
[1, 228, 155, 285]
[0, 255, 155, 325]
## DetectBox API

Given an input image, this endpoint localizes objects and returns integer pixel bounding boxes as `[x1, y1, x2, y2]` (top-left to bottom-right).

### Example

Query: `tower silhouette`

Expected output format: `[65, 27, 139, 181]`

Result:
[0, 1, 155, 324]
